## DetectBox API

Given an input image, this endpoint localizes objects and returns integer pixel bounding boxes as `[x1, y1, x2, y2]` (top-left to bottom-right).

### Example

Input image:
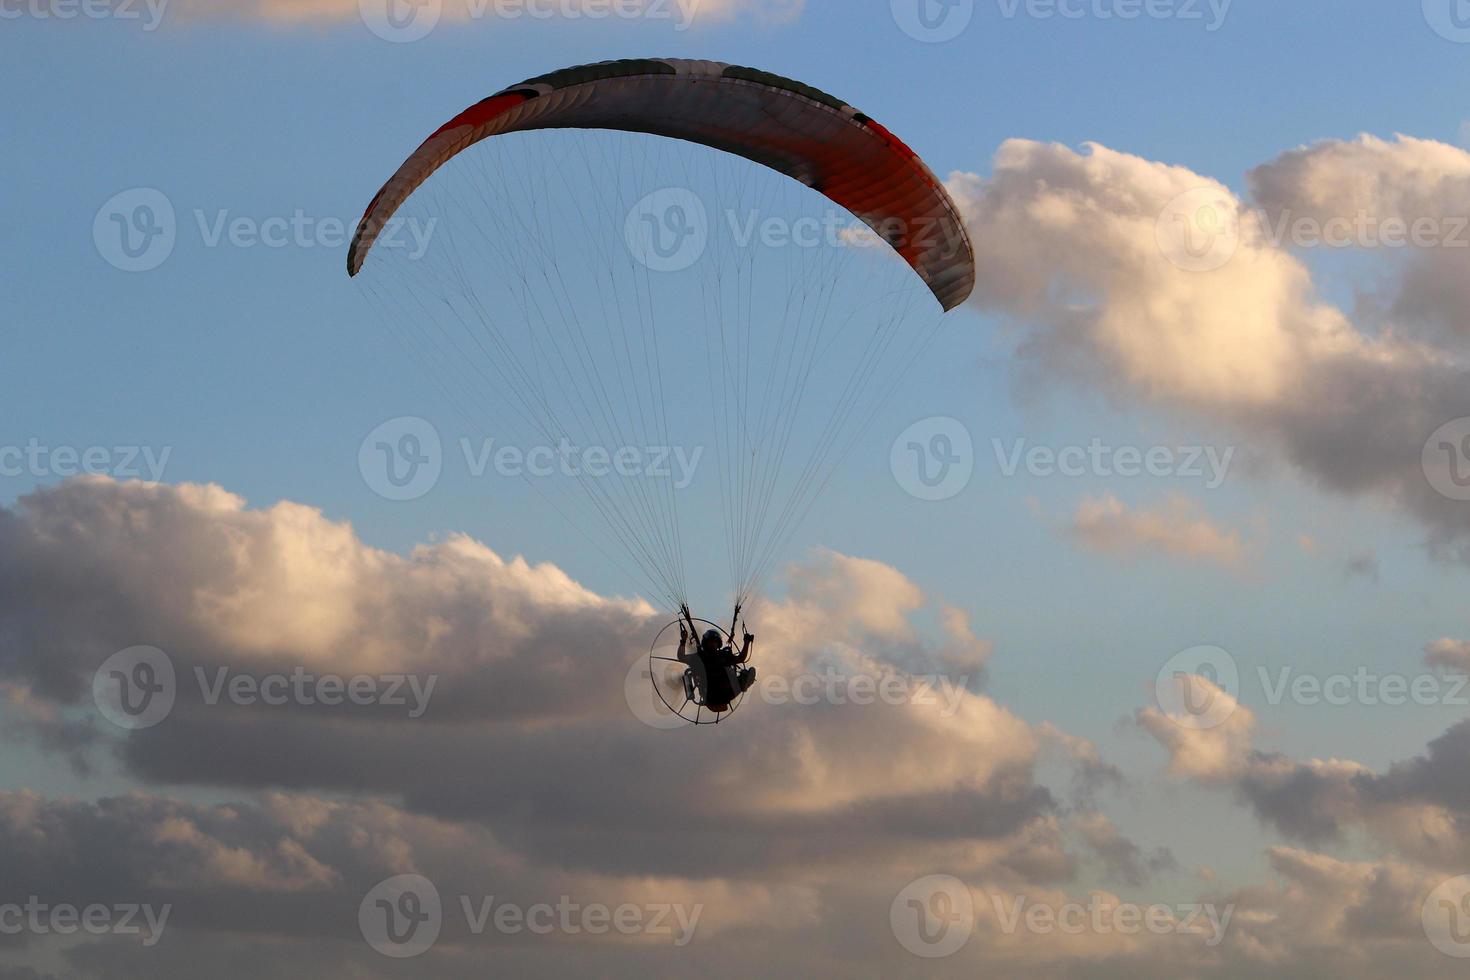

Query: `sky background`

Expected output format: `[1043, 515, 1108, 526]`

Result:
[6, 1, 1470, 976]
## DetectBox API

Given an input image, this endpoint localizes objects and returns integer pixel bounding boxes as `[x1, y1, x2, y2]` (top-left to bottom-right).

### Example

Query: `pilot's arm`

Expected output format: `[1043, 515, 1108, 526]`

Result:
[735, 632, 755, 664]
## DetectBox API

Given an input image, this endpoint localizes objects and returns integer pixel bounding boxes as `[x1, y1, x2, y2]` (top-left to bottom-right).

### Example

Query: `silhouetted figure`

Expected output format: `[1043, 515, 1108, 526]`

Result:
[677, 618, 755, 714]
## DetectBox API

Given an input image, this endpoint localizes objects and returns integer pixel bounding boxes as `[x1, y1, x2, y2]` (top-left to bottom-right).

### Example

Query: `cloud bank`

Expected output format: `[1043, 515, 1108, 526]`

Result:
[950, 134, 1470, 561]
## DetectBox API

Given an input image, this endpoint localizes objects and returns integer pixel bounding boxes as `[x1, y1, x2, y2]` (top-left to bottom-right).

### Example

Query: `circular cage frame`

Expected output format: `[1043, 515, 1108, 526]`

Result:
[647, 617, 751, 726]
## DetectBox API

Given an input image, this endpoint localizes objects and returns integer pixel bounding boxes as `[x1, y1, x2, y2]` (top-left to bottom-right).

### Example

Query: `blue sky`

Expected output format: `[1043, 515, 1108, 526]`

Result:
[7, 2, 1470, 976]
[10, 2, 1464, 740]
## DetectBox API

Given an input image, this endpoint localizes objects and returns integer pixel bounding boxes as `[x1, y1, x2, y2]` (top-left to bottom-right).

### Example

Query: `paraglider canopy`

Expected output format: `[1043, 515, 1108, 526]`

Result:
[349, 58, 975, 311]
[348, 58, 976, 621]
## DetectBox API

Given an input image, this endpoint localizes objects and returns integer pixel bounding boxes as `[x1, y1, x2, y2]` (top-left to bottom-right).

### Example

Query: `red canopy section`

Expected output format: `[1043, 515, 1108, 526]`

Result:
[348, 58, 975, 311]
